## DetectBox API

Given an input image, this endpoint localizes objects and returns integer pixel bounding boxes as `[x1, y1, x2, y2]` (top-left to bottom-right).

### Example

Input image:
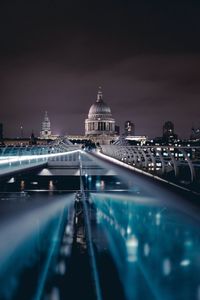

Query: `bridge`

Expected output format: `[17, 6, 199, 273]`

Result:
[101, 145, 200, 182]
[1, 142, 199, 183]
[0, 141, 200, 300]
[0, 141, 80, 177]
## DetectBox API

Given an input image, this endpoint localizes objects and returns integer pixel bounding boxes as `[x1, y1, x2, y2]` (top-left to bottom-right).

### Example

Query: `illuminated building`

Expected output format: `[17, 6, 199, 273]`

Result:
[40, 111, 52, 139]
[85, 87, 117, 144]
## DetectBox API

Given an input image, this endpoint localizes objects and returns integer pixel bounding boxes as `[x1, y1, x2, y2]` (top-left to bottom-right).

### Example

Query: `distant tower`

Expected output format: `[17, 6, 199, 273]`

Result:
[124, 120, 135, 136]
[190, 126, 200, 140]
[40, 111, 51, 139]
[30, 131, 37, 145]
[163, 121, 174, 138]
[0, 123, 3, 143]
[162, 121, 177, 143]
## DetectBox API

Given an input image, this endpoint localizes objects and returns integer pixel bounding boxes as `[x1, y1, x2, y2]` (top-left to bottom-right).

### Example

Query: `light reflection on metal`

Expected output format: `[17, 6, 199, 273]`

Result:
[20, 180, 25, 190]
[180, 259, 190, 267]
[0, 195, 74, 300]
[100, 180, 105, 190]
[156, 213, 161, 226]
[184, 240, 193, 247]
[163, 258, 171, 276]
[90, 182, 200, 300]
[49, 180, 54, 191]
[49, 287, 60, 300]
[60, 245, 70, 257]
[56, 260, 66, 276]
[127, 226, 131, 235]
[144, 243, 150, 257]
[126, 235, 138, 262]
[7, 177, 15, 183]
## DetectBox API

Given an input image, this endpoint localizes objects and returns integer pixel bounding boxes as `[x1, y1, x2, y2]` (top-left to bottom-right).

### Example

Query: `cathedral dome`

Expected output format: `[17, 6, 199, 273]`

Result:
[88, 88, 112, 119]
[88, 101, 111, 116]
[85, 88, 116, 142]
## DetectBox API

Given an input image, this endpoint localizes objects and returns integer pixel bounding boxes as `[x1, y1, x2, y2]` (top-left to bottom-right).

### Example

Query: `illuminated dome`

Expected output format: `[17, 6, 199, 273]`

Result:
[88, 89, 112, 119]
[85, 88, 116, 142]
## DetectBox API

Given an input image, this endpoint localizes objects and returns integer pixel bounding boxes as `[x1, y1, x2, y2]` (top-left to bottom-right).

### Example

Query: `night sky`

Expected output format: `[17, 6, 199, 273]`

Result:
[0, 0, 200, 139]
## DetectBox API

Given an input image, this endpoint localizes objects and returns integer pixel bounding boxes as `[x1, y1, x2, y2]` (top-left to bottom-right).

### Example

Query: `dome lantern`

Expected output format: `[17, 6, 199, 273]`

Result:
[97, 86, 103, 102]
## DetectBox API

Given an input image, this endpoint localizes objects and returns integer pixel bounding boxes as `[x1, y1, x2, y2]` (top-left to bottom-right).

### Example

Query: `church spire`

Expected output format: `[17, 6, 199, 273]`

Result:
[97, 86, 103, 102]
[44, 111, 49, 122]
[40, 111, 51, 139]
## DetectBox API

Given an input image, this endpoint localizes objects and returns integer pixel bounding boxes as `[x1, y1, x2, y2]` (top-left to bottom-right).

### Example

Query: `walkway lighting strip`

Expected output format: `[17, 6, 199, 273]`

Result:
[0, 149, 80, 165]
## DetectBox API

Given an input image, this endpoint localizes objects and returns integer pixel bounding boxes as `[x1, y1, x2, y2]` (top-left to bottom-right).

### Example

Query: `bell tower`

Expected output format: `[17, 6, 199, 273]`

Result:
[40, 111, 52, 139]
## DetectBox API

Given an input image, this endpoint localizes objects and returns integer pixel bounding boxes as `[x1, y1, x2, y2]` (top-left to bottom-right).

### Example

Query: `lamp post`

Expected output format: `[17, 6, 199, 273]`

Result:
[20, 126, 23, 138]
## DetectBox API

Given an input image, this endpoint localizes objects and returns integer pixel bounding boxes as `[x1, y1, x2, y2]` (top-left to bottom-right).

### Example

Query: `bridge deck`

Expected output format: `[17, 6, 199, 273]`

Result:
[0, 149, 199, 300]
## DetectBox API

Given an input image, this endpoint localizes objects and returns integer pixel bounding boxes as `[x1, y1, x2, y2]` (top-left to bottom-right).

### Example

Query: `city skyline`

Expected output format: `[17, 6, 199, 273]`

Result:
[0, 1, 200, 138]
[0, 83, 199, 140]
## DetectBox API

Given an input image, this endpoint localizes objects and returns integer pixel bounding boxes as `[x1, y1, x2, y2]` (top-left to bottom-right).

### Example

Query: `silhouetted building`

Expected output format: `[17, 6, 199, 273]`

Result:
[162, 121, 178, 143]
[0, 123, 3, 143]
[124, 120, 135, 136]
[30, 132, 37, 145]
[115, 125, 120, 135]
[191, 127, 200, 140]
[163, 121, 174, 136]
